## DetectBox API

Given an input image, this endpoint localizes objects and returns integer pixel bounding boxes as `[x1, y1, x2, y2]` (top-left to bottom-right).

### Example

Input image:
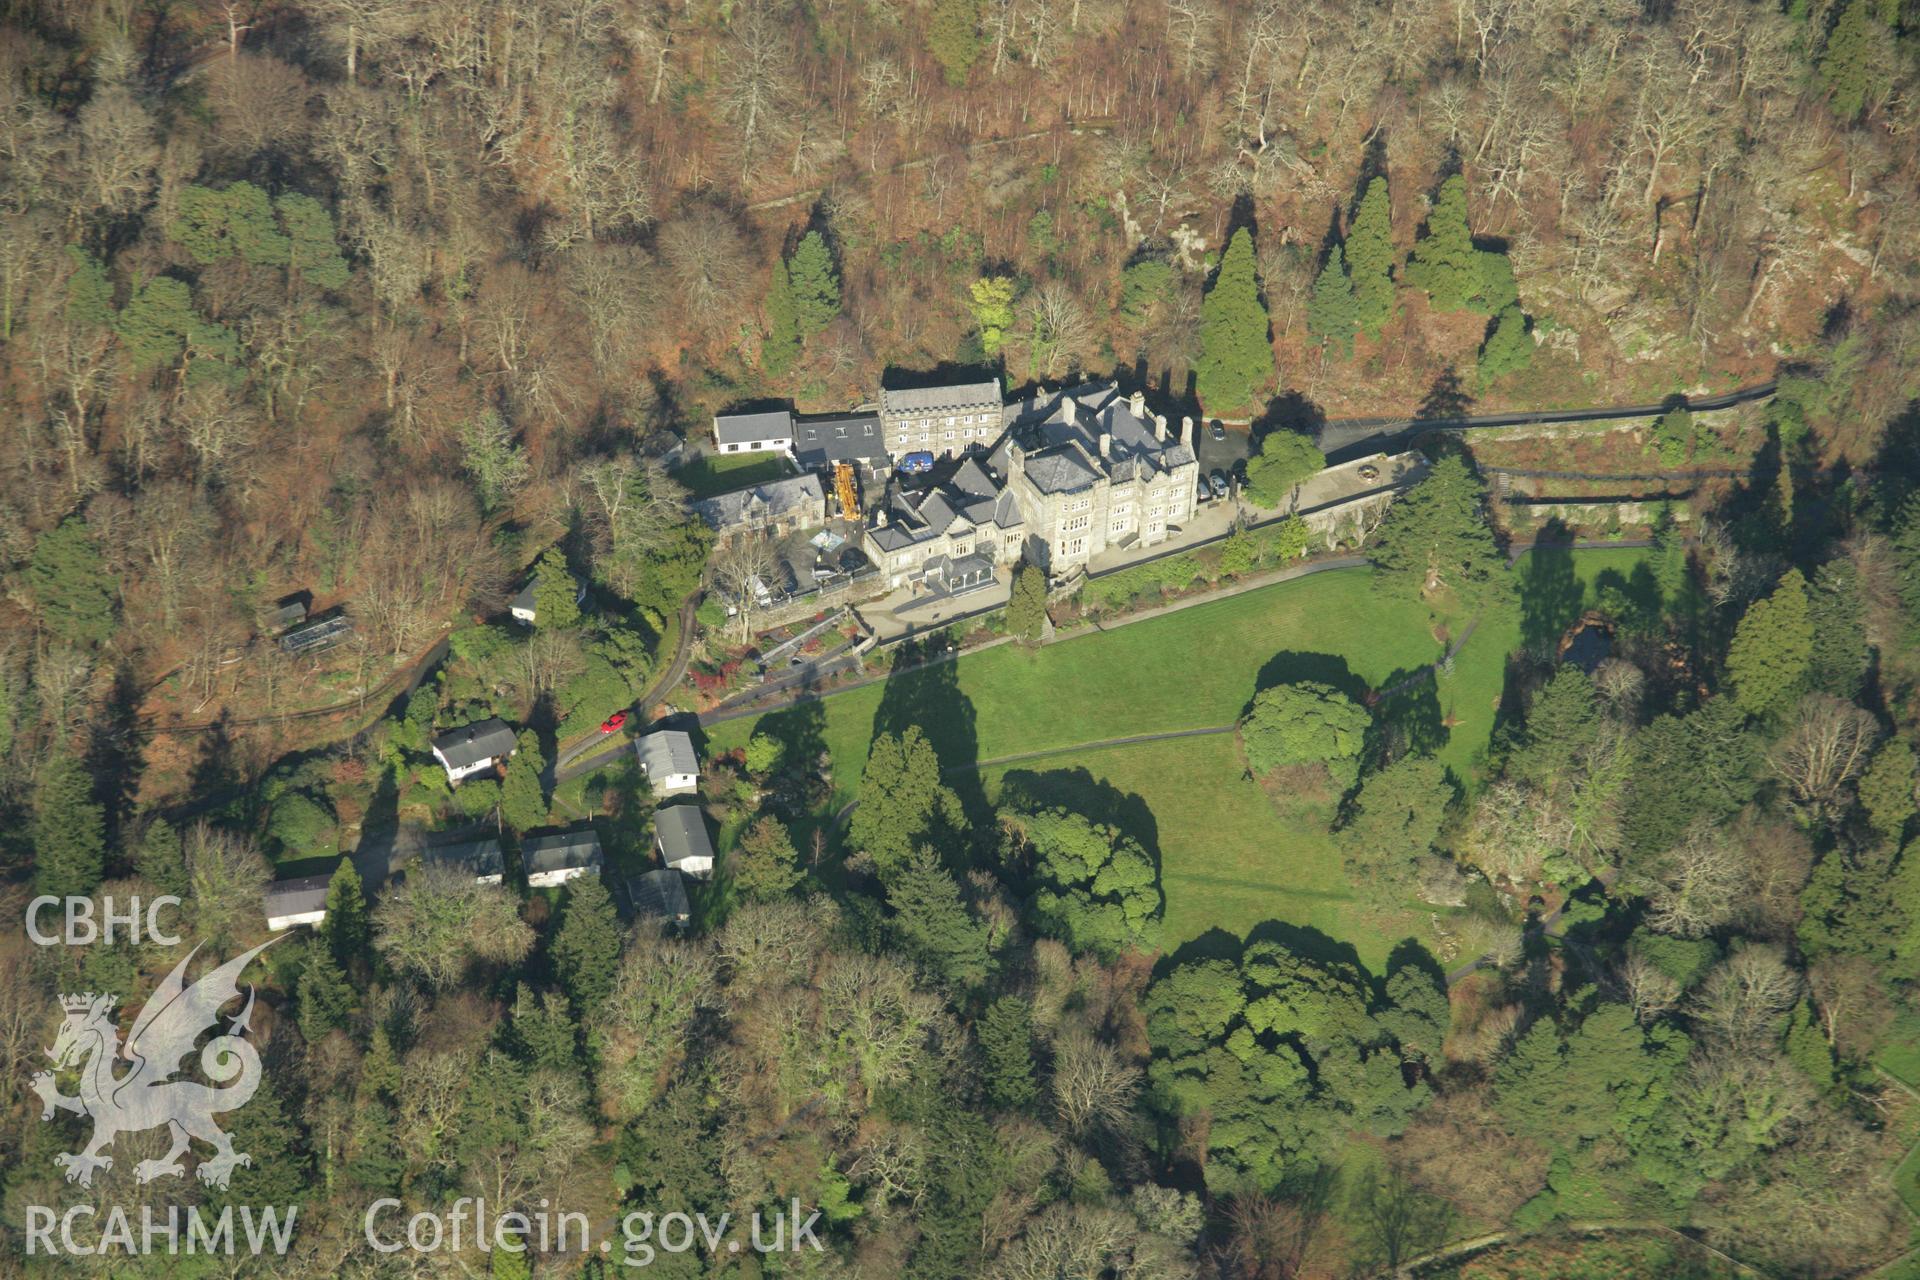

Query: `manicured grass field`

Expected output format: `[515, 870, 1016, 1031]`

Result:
[708, 549, 1651, 967]
[672, 450, 794, 498]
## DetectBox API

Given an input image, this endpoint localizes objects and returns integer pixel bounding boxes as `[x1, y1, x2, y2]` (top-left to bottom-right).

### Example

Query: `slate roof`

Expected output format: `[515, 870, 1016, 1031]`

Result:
[881, 381, 1001, 417]
[1021, 444, 1102, 495]
[264, 875, 331, 919]
[866, 458, 1024, 553]
[431, 718, 517, 770]
[627, 868, 690, 922]
[992, 381, 1196, 489]
[522, 828, 604, 877]
[792, 414, 886, 467]
[424, 837, 504, 880]
[511, 577, 538, 615]
[654, 804, 715, 864]
[713, 409, 794, 445]
[635, 729, 699, 780]
[692, 474, 824, 532]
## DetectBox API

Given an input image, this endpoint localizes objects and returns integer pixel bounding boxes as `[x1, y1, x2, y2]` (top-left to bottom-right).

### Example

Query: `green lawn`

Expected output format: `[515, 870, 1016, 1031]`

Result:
[709, 549, 1651, 968]
[672, 450, 794, 499]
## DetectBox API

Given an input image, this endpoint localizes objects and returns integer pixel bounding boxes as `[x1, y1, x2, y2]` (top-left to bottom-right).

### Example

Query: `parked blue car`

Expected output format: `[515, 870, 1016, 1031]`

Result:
[897, 451, 936, 475]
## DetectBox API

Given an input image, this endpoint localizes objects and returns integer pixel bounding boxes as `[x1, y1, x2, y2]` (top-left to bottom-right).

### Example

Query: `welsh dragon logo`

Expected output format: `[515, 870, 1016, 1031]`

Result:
[30, 937, 281, 1190]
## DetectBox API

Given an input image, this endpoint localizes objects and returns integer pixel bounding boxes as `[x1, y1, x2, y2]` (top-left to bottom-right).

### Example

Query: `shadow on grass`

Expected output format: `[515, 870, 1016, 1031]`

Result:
[1253, 650, 1370, 709]
[872, 640, 991, 846]
[1153, 919, 1375, 982]
[996, 765, 1165, 888]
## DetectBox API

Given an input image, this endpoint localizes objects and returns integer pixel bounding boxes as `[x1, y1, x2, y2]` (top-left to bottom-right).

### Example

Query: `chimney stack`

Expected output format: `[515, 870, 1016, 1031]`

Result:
[1129, 390, 1146, 418]
[1154, 413, 1168, 442]
[1099, 431, 1111, 460]
[1180, 416, 1194, 447]
[1062, 397, 1077, 426]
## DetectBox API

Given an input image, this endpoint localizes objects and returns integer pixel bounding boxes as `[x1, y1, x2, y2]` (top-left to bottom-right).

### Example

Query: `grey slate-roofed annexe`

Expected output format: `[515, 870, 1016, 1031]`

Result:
[431, 718, 517, 771]
[713, 409, 794, 446]
[791, 413, 886, 466]
[522, 828, 605, 877]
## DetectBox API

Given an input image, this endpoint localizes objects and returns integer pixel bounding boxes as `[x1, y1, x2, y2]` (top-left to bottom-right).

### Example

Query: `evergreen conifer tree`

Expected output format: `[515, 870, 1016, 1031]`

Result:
[552, 878, 622, 1016]
[763, 258, 800, 375]
[1308, 244, 1359, 358]
[33, 751, 105, 899]
[532, 546, 582, 629]
[500, 730, 548, 831]
[322, 860, 370, 968]
[979, 996, 1038, 1108]
[1196, 227, 1276, 414]
[887, 848, 991, 987]
[1477, 305, 1532, 386]
[1367, 454, 1509, 606]
[1405, 177, 1481, 312]
[28, 517, 117, 647]
[1347, 177, 1396, 335]
[1728, 569, 1814, 719]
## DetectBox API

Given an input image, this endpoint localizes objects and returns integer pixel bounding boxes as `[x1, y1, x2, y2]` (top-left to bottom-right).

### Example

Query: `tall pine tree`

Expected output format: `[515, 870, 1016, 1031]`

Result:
[786, 231, 841, 337]
[1308, 245, 1360, 358]
[28, 517, 117, 647]
[1347, 177, 1396, 335]
[500, 730, 548, 831]
[33, 751, 105, 899]
[1728, 569, 1814, 719]
[1405, 177, 1481, 312]
[552, 877, 622, 1017]
[979, 996, 1038, 1109]
[321, 860, 370, 968]
[887, 848, 991, 987]
[1477, 305, 1532, 386]
[1367, 454, 1509, 606]
[1195, 227, 1276, 415]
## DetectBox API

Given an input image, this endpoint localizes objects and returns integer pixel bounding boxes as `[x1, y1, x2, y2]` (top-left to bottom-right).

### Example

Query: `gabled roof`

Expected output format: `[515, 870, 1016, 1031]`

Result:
[264, 875, 331, 917]
[654, 804, 715, 863]
[431, 718, 517, 770]
[713, 409, 795, 444]
[424, 837, 504, 879]
[628, 868, 690, 922]
[881, 381, 1001, 416]
[692, 474, 824, 532]
[1021, 443, 1102, 494]
[994, 380, 1196, 490]
[635, 729, 699, 780]
[511, 577, 538, 614]
[522, 828, 604, 876]
[792, 413, 886, 466]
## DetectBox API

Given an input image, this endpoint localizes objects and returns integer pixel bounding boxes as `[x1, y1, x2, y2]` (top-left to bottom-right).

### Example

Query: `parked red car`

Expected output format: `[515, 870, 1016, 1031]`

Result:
[599, 711, 628, 734]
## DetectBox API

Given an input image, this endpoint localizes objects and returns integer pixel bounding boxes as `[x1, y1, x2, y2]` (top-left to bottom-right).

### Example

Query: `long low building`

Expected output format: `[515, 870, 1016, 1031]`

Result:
[523, 828, 605, 888]
[712, 409, 795, 455]
[263, 875, 331, 930]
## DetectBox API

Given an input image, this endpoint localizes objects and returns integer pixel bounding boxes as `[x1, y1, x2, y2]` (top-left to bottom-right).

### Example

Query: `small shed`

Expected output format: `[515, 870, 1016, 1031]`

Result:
[653, 804, 716, 878]
[522, 828, 605, 889]
[635, 729, 699, 796]
[263, 875, 331, 930]
[626, 868, 691, 927]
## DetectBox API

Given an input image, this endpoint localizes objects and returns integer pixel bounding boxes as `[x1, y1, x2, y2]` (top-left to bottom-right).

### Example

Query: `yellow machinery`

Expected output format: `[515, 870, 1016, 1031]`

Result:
[833, 461, 860, 520]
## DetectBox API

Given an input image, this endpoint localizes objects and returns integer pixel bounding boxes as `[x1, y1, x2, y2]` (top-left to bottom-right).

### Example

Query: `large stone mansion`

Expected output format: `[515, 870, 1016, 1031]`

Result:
[710, 378, 1200, 591]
